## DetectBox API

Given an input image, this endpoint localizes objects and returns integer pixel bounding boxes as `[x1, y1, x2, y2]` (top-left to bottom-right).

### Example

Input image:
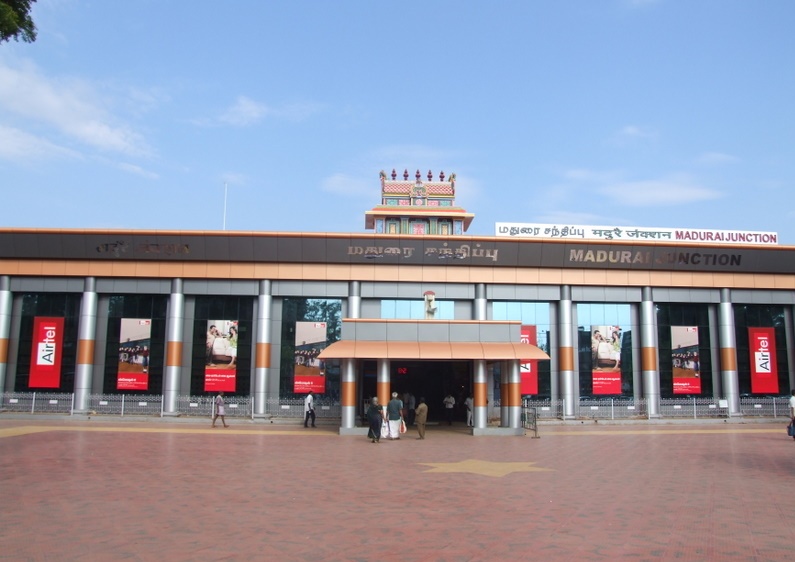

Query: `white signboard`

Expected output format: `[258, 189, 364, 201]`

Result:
[495, 223, 778, 246]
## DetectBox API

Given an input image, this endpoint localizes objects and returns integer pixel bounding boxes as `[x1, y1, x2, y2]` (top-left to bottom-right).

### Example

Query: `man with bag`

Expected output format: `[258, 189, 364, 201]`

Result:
[386, 392, 404, 440]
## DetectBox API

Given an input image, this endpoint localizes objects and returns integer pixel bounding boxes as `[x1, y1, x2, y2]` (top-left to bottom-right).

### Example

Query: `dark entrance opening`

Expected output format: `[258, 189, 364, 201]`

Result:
[366, 360, 471, 423]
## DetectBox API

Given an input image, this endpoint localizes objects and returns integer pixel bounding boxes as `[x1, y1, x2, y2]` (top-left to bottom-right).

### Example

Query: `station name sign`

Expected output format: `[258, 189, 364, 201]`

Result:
[495, 223, 778, 246]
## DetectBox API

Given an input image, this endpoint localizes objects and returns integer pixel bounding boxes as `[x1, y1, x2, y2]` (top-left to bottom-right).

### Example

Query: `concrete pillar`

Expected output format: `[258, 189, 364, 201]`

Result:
[0, 276, 11, 397]
[473, 359, 487, 428]
[340, 358, 357, 429]
[718, 288, 741, 416]
[474, 283, 487, 321]
[558, 286, 576, 419]
[377, 358, 390, 407]
[348, 281, 361, 319]
[162, 279, 184, 416]
[505, 359, 522, 428]
[253, 280, 272, 417]
[73, 277, 97, 413]
[640, 287, 661, 418]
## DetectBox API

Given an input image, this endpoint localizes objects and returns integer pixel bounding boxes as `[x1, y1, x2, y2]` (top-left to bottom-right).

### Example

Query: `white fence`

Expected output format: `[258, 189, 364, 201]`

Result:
[0, 393, 341, 419]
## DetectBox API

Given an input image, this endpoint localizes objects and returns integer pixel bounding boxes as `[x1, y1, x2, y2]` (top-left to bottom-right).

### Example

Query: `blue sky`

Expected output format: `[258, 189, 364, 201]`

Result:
[1, 1, 794, 241]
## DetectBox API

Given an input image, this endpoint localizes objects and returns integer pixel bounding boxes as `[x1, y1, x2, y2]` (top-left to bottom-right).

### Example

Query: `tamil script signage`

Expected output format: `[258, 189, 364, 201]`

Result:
[495, 223, 778, 246]
[1, 230, 794, 274]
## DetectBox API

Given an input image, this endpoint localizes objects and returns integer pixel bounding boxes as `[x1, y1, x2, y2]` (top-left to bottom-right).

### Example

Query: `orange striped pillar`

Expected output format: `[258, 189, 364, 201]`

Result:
[163, 279, 184, 415]
[641, 287, 661, 417]
[74, 277, 97, 413]
[340, 358, 357, 429]
[558, 286, 576, 419]
[0, 276, 11, 393]
[253, 280, 272, 417]
[473, 359, 487, 430]
[718, 289, 740, 416]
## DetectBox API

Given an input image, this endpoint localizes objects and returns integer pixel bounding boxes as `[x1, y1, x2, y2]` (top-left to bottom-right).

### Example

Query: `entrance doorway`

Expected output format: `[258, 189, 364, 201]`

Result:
[360, 360, 472, 423]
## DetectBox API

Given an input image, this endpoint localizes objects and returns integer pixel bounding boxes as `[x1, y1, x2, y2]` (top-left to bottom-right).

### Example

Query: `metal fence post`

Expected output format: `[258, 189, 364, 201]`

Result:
[693, 397, 697, 419]
[31, 392, 36, 414]
[121, 394, 125, 417]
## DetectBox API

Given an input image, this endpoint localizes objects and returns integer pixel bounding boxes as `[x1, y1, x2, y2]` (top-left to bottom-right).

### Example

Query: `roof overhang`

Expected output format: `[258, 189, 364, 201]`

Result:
[318, 341, 548, 361]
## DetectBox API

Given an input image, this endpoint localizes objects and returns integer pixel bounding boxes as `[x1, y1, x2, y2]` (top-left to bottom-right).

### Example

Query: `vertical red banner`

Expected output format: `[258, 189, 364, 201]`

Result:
[749, 327, 778, 394]
[671, 326, 701, 394]
[204, 319, 239, 393]
[29, 317, 64, 388]
[520, 325, 538, 395]
[293, 321, 328, 394]
[117, 318, 152, 390]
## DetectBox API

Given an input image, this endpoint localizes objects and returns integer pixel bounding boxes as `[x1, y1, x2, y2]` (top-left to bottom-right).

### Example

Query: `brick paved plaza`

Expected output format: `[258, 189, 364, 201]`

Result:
[1, 418, 793, 561]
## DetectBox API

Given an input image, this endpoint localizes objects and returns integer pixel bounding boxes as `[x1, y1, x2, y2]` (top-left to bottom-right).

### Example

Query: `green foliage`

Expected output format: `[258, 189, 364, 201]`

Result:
[0, 0, 37, 44]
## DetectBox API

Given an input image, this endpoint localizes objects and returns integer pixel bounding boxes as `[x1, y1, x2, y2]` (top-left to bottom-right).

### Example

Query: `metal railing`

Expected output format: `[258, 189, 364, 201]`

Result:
[0, 392, 341, 419]
[521, 400, 539, 438]
[0, 392, 789, 422]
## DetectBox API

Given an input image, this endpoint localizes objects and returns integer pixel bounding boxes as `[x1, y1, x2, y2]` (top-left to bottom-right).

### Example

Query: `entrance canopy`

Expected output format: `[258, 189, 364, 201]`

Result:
[319, 340, 549, 361]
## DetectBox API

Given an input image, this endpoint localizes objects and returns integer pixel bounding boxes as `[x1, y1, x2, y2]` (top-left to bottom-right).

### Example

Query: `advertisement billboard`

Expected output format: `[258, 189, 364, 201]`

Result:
[293, 321, 327, 394]
[204, 320, 238, 392]
[749, 327, 778, 394]
[29, 317, 64, 388]
[520, 325, 538, 395]
[591, 325, 622, 394]
[671, 326, 701, 394]
[117, 318, 152, 390]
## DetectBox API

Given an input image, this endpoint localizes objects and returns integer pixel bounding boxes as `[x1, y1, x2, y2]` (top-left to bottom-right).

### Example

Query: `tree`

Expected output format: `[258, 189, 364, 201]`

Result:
[0, 0, 37, 44]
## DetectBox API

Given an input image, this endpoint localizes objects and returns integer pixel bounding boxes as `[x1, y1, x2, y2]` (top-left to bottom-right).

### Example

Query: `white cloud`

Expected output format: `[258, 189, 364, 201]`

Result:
[117, 162, 159, 180]
[617, 125, 658, 141]
[219, 96, 270, 126]
[321, 173, 372, 196]
[212, 96, 321, 127]
[696, 151, 738, 165]
[0, 125, 80, 161]
[599, 175, 722, 206]
[0, 58, 150, 156]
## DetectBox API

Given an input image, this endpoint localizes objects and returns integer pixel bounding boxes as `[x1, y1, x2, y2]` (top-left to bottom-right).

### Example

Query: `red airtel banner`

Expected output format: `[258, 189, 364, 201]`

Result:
[29, 317, 65, 388]
[749, 327, 778, 394]
[520, 325, 538, 395]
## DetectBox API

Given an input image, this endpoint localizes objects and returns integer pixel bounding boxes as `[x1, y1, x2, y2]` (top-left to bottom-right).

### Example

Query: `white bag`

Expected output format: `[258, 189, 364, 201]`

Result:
[380, 420, 389, 439]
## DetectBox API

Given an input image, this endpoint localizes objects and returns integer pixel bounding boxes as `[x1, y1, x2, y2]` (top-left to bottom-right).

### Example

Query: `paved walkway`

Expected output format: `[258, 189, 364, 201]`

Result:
[1, 418, 793, 561]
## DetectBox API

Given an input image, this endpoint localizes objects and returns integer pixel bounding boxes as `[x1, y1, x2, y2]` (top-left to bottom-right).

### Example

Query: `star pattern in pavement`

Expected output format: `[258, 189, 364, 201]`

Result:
[418, 458, 553, 477]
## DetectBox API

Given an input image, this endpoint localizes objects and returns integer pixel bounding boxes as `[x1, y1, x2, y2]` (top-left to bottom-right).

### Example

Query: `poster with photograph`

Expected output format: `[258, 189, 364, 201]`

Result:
[591, 325, 622, 394]
[204, 320, 238, 392]
[293, 321, 327, 394]
[749, 327, 778, 394]
[520, 325, 538, 395]
[671, 326, 701, 394]
[117, 318, 152, 390]
[29, 317, 64, 388]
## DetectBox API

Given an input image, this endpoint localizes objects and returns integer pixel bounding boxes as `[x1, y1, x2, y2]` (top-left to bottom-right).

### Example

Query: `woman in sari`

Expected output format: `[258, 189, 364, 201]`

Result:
[366, 396, 384, 443]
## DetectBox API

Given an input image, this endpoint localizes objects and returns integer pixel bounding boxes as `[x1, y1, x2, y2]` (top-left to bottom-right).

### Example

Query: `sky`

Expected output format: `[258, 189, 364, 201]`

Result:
[1, 1, 794, 241]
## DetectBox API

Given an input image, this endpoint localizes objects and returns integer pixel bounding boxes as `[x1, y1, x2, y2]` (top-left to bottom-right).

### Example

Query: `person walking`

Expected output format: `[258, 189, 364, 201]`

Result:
[443, 393, 455, 425]
[211, 391, 229, 428]
[415, 396, 428, 440]
[407, 392, 416, 426]
[366, 396, 384, 443]
[304, 391, 316, 428]
[386, 392, 404, 440]
[465, 394, 474, 427]
[789, 389, 795, 441]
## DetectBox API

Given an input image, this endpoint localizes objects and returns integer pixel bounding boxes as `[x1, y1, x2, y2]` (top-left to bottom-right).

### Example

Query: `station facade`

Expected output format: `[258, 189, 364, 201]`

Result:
[1, 170, 794, 434]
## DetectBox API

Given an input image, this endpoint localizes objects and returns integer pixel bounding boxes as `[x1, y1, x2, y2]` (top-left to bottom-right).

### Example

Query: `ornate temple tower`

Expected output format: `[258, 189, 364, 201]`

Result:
[364, 169, 474, 235]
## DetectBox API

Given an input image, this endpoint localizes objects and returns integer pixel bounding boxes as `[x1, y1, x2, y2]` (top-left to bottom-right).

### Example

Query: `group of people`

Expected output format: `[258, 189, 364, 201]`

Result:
[118, 344, 149, 373]
[366, 392, 428, 443]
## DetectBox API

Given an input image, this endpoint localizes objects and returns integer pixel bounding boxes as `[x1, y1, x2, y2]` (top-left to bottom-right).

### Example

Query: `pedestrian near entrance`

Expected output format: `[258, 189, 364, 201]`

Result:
[212, 391, 229, 428]
[407, 392, 416, 426]
[304, 391, 316, 428]
[789, 389, 795, 441]
[415, 396, 428, 439]
[386, 392, 404, 439]
[366, 396, 384, 443]
[443, 393, 455, 425]
[465, 394, 474, 427]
